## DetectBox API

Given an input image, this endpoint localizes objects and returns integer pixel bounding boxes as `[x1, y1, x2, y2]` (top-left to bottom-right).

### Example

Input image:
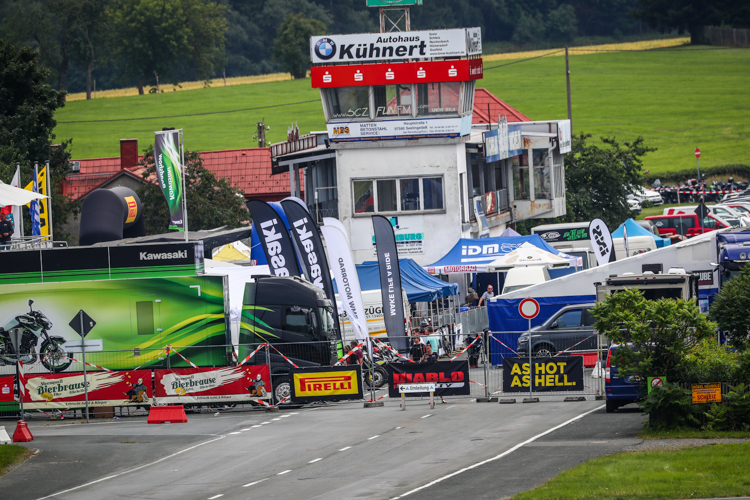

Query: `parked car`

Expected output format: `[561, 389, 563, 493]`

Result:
[517, 303, 598, 357]
[628, 198, 641, 214]
[645, 213, 732, 239]
[628, 187, 664, 206]
[605, 344, 641, 413]
[663, 205, 748, 226]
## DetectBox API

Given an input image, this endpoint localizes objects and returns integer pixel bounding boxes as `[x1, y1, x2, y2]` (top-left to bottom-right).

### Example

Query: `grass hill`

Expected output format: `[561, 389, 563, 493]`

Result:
[54, 39, 750, 175]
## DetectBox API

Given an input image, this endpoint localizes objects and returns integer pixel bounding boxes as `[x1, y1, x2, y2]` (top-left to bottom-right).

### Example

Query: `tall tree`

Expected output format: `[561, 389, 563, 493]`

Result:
[272, 13, 326, 79]
[633, 0, 750, 44]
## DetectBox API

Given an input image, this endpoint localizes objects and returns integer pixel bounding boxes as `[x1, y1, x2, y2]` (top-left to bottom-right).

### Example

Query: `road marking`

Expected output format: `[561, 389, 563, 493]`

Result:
[208, 495, 223, 499]
[36, 435, 227, 500]
[445, 406, 455, 410]
[243, 478, 268, 487]
[395, 427, 402, 429]
[289, 412, 299, 415]
[279, 414, 291, 418]
[389, 405, 605, 499]
[339, 446, 351, 451]
[272, 418, 281, 421]
[368, 435, 379, 440]
[229, 432, 241, 435]
[252, 425, 262, 428]
[309, 458, 323, 463]
[277, 470, 292, 475]
[241, 428, 252, 431]
[421, 414, 432, 419]
[260, 421, 271, 424]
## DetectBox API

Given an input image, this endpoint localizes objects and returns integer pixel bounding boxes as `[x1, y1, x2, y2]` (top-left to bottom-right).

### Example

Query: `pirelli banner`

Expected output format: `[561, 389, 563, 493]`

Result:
[290, 366, 363, 404]
[388, 361, 470, 398]
[502, 357, 583, 393]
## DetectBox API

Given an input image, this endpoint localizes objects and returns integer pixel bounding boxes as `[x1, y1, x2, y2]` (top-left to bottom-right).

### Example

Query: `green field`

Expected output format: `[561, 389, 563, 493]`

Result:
[54, 44, 750, 174]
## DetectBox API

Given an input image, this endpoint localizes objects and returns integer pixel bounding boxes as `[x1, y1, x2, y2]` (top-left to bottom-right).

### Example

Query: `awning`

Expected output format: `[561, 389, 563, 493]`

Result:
[612, 218, 670, 248]
[425, 235, 576, 274]
[356, 258, 459, 303]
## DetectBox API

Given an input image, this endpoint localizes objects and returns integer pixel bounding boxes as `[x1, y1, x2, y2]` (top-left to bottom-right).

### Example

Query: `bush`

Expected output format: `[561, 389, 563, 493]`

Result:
[642, 383, 698, 429]
[703, 384, 750, 432]
[681, 339, 741, 384]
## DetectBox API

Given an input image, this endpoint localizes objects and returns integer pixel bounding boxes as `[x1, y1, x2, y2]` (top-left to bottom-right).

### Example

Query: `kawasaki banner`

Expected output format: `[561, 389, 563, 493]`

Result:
[154, 130, 185, 231]
[247, 200, 300, 277]
[280, 197, 340, 338]
[372, 215, 407, 351]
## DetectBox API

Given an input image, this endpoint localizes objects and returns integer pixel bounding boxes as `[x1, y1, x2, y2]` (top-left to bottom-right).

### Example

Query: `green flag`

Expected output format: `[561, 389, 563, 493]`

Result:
[154, 130, 185, 231]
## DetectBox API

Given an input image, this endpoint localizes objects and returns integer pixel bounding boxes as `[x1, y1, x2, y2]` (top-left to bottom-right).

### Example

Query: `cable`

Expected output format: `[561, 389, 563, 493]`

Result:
[483, 49, 565, 71]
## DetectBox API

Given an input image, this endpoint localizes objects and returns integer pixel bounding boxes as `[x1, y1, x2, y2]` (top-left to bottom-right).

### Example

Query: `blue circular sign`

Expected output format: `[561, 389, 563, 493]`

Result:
[314, 38, 336, 60]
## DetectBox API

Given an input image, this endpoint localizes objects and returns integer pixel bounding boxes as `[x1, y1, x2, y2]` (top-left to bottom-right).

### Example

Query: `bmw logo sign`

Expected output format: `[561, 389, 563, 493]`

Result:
[314, 38, 336, 60]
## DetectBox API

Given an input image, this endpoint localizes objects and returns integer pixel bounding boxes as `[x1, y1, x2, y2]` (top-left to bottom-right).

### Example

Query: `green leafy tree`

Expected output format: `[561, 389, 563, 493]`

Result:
[272, 13, 326, 79]
[136, 147, 249, 235]
[633, 0, 750, 44]
[0, 40, 77, 241]
[591, 288, 716, 386]
[710, 265, 750, 352]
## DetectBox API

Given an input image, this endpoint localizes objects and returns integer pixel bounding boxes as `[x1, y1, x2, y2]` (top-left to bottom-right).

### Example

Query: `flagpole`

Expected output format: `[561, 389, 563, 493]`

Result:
[180, 129, 188, 242]
[46, 160, 53, 244]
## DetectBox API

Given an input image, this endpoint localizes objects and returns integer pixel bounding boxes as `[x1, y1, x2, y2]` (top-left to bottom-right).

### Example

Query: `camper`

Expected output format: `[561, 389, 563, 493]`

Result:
[613, 235, 657, 259]
[531, 222, 596, 267]
[337, 289, 410, 342]
[501, 266, 551, 294]
[595, 271, 698, 303]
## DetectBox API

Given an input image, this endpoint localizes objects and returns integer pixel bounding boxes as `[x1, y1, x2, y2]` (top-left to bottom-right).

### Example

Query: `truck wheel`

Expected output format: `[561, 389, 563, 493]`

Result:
[533, 345, 555, 357]
[273, 377, 291, 405]
[605, 399, 617, 413]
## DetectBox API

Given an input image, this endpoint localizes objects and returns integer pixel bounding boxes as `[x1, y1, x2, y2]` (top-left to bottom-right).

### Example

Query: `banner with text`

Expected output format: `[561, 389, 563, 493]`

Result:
[154, 130, 185, 231]
[22, 370, 152, 409]
[248, 200, 301, 277]
[154, 366, 271, 404]
[290, 365, 363, 404]
[388, 361, 470, 397]
[372, 215, 407, 351]
[502, 356, 583, 393]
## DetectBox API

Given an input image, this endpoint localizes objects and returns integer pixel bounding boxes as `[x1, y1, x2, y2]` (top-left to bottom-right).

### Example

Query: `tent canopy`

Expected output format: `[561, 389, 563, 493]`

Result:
[425, 235, 576, 274]
[487, 242, 570, 272]
[0, 180, 47, 207]
[357, 258, 459, 303]
[613, 218, 670, 248]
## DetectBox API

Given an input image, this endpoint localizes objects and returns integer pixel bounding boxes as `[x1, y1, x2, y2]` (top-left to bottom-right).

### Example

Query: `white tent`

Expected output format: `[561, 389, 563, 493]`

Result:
[0, 180, 47, 207]
[486, 242, 571, 272]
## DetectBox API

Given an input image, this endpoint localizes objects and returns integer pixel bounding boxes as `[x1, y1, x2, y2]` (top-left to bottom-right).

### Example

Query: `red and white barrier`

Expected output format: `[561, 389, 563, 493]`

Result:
[239, 343, 269, 366]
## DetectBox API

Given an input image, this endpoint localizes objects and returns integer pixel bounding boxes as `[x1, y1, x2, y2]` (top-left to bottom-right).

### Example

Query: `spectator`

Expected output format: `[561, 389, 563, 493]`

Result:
[478, 285, 494, 307]
[465, 287, 479, 307]
[0, 213, 13, 250]
[423, 343, 437, 363]
[349, 341, 363, 365]
[410, 336, 425, 362]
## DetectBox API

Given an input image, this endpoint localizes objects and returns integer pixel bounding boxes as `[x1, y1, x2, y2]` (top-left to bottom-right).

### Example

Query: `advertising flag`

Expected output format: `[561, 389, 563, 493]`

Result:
[30, 164, 41, 236]
[280, 197, 341, 338]
[372, 215, 407, 351]
[589, 218, 615, 266]
[154, 130, 185, 231]
[321, 218, 368, 342]
[5, 166, 24, 238]
[247, 200, 301, 277]
[23, 166, 49, 237]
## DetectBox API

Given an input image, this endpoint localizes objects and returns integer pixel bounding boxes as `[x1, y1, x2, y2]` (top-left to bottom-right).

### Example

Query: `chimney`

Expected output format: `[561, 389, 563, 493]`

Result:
[120, 139, 138, 171]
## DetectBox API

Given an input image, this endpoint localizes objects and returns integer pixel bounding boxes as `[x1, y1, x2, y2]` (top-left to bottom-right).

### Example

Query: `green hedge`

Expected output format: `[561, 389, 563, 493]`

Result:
[643, 164, 750, 186]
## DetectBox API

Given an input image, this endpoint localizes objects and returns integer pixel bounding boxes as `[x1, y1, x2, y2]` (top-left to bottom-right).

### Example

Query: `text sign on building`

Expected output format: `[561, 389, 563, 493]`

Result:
[328, 116, 471, 143]
[310, 28, 482, 64]
[369, 216, 424, 255]
[311, 59, 483, 88]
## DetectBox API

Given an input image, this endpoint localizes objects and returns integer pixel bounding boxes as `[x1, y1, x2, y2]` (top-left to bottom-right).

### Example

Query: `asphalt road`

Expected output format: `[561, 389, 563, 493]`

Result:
[1, 398, 645, 500]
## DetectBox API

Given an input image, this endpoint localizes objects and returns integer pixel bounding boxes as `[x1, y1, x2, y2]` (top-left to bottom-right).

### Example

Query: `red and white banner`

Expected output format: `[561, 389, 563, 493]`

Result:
[22, 370, 152, 409]
[154, 366, 271, 404]
[0, 376, 14, 402]
[311, 59, 483, 88]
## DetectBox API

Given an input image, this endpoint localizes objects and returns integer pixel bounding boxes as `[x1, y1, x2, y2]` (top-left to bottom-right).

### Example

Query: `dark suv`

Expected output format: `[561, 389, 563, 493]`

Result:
[517, 303, 598, 357]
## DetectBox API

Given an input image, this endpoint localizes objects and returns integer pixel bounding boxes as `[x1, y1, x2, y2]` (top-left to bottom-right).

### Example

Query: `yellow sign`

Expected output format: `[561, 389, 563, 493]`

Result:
[503, 357, 584, 392]
[692, 383, 721, 404]
[24, 166, 50, 237]
[293, 370, 359, 397]
[125, 196, 138, 224]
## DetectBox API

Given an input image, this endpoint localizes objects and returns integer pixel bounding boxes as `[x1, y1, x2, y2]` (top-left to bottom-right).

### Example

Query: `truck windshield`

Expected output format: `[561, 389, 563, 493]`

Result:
[319, 307, 336, 333]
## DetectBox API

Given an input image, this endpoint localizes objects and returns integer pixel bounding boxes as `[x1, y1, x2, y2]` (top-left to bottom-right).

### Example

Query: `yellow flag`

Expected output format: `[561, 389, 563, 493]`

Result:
[24, 166, 50, 237]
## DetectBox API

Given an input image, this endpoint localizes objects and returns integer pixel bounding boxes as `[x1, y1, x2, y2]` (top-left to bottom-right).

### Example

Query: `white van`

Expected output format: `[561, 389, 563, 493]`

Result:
[501, 266, 551, 295]
[337, 288, 410, 342]
[613, 235, 656, 259]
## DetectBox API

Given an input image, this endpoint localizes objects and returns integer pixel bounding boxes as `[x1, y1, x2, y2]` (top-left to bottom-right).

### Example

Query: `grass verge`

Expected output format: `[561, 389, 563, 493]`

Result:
[0, 445, 34, 477]
[511, 443, 750, 500]
[639, 427, 750, 439]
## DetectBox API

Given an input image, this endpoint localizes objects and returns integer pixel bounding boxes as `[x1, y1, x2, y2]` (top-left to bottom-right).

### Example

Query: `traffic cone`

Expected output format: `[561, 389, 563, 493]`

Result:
[13, 420, 33, 442]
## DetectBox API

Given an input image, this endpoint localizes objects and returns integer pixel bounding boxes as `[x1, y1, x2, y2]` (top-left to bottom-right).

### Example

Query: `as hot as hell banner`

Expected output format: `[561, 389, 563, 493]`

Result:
[290, 365, 363, 404]
[502, 356, 583, 393]
[22, 370, 152, 409]
[154, 366, 271, 404]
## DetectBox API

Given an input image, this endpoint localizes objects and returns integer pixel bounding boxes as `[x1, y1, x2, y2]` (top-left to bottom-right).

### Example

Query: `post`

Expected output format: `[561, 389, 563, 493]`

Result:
[429, 390, 434, 410]
[482, 332, 490, 399]
[80, 311, 90, 423]
[16, 357, 23, 420]
[565, 47, 572, 130]
[46, 161, 53, 244]
[368, 337, 375, 403]
[697, 156, 703, 204]
[528, 318, 533, 400]
[180, 129, 188, 242]
[401, 392, 405, 410]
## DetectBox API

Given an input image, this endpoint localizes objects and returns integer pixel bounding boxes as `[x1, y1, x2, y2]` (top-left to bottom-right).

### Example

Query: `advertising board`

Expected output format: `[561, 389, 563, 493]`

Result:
[154, 366, 271, 404]
[290, 365, 363, 404]
[311, 59, 483, 88]
[310, 28, 481, 64]
[387, 360, 470, 397]
[327, 115, 471, 142]
[502, 357, 583, 392]
[22, 370, 152, 409]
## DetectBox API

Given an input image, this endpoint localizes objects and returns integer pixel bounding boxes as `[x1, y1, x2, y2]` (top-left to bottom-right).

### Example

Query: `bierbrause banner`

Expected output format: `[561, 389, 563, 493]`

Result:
[388, 361, 470, 397]
[247, 200, 301, 277]
[290, 365, 363, 404]
[154, 130, 185, 231]
[502, 356, 583, 393]
[22, 370, 152, 409]
[372, 215, 407, 352]
[154, 366, 271, 404]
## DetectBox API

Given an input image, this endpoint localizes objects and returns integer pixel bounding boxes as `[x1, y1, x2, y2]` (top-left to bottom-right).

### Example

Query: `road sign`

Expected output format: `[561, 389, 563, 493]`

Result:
[647, 376, 665, 393]
[398, 383, 435, 393]
[8, 329, 23, 355]
[692, 383, 721, 404]
[63, 339, 104, 353]
[695, 148, 701, 158]
[519, 298, 540, 320]
[69, 310, 96, 338]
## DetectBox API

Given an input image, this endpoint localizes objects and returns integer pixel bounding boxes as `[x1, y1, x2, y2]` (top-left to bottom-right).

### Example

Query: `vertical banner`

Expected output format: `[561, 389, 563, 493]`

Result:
[280, 197, 341, 339]
[247, 200, 301, 277]
[321, 218, 368, 342]
[372, 215, 407, 352]
[154, 130, 185, 231]
[10, 166, 24, 238]
[589, 218, 615, 266]
[24, 166, 49, 237]
[623, 224, 629, 258]
[30, 163, 41, 236]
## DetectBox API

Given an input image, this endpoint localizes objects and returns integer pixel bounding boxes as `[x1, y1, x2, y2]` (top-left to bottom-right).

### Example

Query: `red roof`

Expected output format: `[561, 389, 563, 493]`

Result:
[472, 88, 531, 124]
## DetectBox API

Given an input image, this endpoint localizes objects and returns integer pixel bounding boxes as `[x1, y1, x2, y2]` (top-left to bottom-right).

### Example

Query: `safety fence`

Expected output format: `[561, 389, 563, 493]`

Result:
[408, 306, 489, 336]
[703, 25, 750, 48]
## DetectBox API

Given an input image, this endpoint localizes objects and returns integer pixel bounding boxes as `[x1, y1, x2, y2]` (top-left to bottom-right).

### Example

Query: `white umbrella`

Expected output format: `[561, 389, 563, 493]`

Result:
[0, 180, 48, 207]
[486, 242, 571, 272]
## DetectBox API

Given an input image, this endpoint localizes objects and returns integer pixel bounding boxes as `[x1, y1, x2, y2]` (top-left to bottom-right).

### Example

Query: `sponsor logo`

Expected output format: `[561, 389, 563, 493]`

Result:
[322, 71, 332, 83]
[392, 371, 465, 390]
[292, 216, 324, 289]
[295, 372, 359, 395]
[539, 231, 560, 240]
[260, 218, 290, 276]
[354, 70, 363, 82]
[314, 38, 336, 60]
[125, 196, 138, 224]
[139, 250, 188, 260]
[332, 126, 350, 136]
[461, 243, 519, 256]
[448, 65, 457, 77]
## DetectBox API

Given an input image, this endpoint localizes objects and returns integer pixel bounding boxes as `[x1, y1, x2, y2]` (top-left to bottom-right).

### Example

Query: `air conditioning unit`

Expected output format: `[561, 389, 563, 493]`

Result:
[70, 161, 81, 172]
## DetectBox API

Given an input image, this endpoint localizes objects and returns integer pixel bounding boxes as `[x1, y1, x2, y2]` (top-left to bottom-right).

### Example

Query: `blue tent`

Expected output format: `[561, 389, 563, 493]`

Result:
[424, 235, 576, 274]
[612, 218, 670, 248]
[357, 258, 459, 303]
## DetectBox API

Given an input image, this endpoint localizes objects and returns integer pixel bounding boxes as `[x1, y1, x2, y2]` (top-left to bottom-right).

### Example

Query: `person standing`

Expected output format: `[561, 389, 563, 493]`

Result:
[410, 336, 425, 362]
[0, 213, 13, 250]
[478, 285, 494, 307]
[349, 341, 363, 365]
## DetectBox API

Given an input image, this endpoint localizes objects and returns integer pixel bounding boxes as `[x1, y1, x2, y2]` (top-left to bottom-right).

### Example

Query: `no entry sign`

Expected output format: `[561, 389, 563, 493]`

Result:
[695, 148, 701, 159]
[519, 298, 540, 320]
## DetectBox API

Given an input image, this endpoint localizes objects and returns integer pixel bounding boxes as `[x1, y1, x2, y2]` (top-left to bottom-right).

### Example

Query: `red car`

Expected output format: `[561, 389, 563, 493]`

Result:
[645, 213, 730, 239]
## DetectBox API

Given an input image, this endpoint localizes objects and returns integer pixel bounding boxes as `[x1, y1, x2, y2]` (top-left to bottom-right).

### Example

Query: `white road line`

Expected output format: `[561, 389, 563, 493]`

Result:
[260, 421, 271, 424]
[289, 412, 299, 415]
[277, 470, 292, 475]
[229, 432, 241, 435]
[339, 446, 351, 451]
[35, 435, 226, 500]
[279, 415, 291, 418]
[243, 478, 268, 487]
[208, 495, 223, 499]
[252, 425, 262, 428]
[309, 458, 323, 463]
[395, 426, 402, 429]
[241, 428, 252, 431]
[389, 405, 605, 499]
[272, 418, 281, 421]
[445, 405, 455, 409]
[368, 435, 379, 440]
[421, 414, 432, 419]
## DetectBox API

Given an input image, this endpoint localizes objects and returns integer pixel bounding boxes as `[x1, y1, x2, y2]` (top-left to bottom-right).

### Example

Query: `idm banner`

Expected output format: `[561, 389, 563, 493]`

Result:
[290, 365, 363, 404]
[248, 200, 301, 277]
[388, 361, 470, 398]
[154, 130, 185, 231]
[23, 370, 152, 409]
[372, 216, 407, 351]
[502, 356, 583, 393]
[154, 366, 271, 404]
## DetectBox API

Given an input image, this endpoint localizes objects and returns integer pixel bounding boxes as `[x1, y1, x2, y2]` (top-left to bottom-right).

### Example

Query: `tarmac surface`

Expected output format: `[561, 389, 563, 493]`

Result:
[1, 397, 651, 500]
